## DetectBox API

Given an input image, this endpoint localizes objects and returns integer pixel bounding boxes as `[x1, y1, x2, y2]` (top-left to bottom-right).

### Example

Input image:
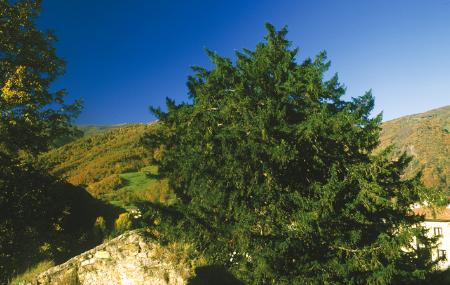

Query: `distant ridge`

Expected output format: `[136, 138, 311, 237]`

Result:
[379, 105, 449, 191]
[76, 123, 143, 137]
[44, 106, 449, 200]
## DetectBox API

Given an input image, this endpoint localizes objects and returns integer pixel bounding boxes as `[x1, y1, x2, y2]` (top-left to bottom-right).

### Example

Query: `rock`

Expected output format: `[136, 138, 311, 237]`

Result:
[80, 258, 96, 266]
[28, 230, 193, 285]
[94, 251, 110, 259]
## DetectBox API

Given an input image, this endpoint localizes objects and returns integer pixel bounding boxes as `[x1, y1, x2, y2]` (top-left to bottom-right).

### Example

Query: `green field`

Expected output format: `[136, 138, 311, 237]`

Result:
[104, 165, 170, 208]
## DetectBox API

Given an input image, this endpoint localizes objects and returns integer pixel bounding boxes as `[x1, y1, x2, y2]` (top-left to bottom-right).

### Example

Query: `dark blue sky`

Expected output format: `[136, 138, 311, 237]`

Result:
[39, 0, 450, 125]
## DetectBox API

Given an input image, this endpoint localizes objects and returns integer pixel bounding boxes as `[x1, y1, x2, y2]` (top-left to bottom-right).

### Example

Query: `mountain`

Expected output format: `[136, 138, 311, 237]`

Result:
[25, 106, 447, 284]
[379, 105, 449, 191]
[43, 123, 152, 188]
[41, 106, 449, 207]
[76, 124, 124, 137]
[41, 122, 174, 209]
[51, 124, 124, 148]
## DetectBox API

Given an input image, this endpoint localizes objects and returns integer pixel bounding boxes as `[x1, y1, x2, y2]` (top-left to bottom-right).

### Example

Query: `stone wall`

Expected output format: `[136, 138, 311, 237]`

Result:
[28, 230, 192, 285]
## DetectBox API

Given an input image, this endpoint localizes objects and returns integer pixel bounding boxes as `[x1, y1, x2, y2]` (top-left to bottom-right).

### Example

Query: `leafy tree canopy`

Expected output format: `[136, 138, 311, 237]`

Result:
[0, 1, 83, 281]
[0, 0, 81, 157]
[145, 24, 444, 284]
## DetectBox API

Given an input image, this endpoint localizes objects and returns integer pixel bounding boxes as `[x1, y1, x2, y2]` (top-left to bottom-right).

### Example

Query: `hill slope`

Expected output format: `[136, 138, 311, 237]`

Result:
[42, 106, 449, 207]
[43, 124, 152, 186]
[76, 124, 123, 137]
[379, 105, 449, 191]
[52, 124, 123, 147]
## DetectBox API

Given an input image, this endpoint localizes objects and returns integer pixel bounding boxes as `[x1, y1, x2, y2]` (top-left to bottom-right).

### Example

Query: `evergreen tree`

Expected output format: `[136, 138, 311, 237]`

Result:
[146, 24, 443, 284]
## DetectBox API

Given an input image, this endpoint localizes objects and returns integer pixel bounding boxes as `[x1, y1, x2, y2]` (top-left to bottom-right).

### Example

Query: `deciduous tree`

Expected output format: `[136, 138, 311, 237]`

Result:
[0, 0, 81, 157]
[0, 0, 81, 281]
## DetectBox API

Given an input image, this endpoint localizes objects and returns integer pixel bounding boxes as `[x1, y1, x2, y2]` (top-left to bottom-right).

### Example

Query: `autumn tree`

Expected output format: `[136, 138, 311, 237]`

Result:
[145, 24, 443, 284]
[0, 0, 81, 157]
[0, 0, 81, 281]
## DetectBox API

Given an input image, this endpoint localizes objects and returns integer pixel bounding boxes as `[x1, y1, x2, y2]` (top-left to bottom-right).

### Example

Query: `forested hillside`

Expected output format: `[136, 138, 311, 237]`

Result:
[41, 123, 173, 208]
[3, 0, 447, 283]
[0, 1, 118, 282]
[77, 124, 121, 137]
[52, 124, 124, 148]
[43, 106, 449, 199]
[43, 124, 152, 187]
[379, 105, 449, 191]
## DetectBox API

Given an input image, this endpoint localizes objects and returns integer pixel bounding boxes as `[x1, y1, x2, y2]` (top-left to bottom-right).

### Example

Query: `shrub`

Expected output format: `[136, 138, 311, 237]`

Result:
[114, 213, 133, 233]
[88, 174, 125, 197]
[137, 179, 175, 205]
[93, 216, 107, 239]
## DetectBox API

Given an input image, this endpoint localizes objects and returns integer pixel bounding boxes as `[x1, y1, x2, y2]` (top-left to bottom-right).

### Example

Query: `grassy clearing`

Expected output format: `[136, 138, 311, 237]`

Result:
[9, 260, 55, 285]
[104, 165, 163, 208]
[119, 172, 156, 192]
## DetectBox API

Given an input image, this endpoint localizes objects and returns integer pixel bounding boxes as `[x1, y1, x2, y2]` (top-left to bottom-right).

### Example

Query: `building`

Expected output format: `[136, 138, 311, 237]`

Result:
[413, 206, 450, 269]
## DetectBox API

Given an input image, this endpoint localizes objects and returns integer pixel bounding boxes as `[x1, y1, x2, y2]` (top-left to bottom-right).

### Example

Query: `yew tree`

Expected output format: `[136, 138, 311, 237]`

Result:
[146, 24, 442, 284]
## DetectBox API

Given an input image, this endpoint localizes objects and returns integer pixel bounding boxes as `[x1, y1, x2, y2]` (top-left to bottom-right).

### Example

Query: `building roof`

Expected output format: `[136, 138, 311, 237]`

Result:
[412, 207, 450, 222]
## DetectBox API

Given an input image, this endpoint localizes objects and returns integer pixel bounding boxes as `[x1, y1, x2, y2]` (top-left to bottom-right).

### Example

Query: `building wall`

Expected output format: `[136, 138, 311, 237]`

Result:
[423, 220, 450, 269]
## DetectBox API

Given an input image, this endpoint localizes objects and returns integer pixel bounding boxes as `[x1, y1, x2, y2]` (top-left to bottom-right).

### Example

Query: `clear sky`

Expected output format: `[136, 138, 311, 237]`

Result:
[38, 0, 450, 125]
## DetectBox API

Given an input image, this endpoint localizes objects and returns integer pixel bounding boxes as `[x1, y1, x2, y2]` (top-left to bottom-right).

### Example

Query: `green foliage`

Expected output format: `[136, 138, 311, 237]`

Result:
[88, 174, 126, 197]
[114, 212, 133, 234]
[423, 268, 450, 284]
[105, 170, 158, 208]
[41, 126, 177, 209]
[103, 166, 176, 208]
[0, 0, 81, 157]
[0, 152, 122, 283]
[51, 124, 126, 148]
[137, 179, 176, 205]
[9, 260, 55, 285]
[51, 125, 84, 148]
[51, 124, 129, 148]
[120, 170, 156, 192]
[144, 24, 444, 284]
[43, 113, 448, 207]
[93, 216, 107, 239]
[41, 124, 154, 194]
[77, 124, 122, 137]
[188, 265, 244, 285]
[0, 1, 92, 282]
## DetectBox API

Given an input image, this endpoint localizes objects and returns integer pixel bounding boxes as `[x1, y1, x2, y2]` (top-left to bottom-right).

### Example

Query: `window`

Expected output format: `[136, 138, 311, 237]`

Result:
[437, 249, 447, 259]
[416, 241, 426, 249]
[434, 227, 443, 236]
